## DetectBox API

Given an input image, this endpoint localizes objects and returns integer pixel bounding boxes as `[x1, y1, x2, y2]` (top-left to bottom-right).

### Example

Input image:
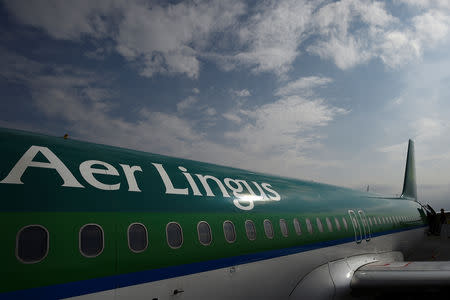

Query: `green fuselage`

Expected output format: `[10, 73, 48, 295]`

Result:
[0, 128, 426, 298]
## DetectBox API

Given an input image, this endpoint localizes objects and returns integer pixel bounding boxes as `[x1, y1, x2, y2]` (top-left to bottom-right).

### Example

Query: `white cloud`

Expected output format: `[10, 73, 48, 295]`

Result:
[232, 0, 317, 75]
[378, 10, 450, 68]
[204, 107, 217, 117]
[192, 88, 200, 94]
[231, 89, 251, 97]
[225, 95, 346, 155]
[222, 112, 242, 124]
[379, 31, 421, 68]
[275, 76, 332, 96]
[395, 0, 450, 10]
[413, 10, 450, 45]
[0, 47, 43, 82]
[5, 0, 246, 79]
[25, 72, 207, 156]
[3, 0, 120, 40]
[308, 0, 450, 70]
[115, 0, 245, 78]
[308, 0, 395, 69]
[413, 117, 448, 141]
[176, 96, 199, 113]
[5, 0, 450, 77]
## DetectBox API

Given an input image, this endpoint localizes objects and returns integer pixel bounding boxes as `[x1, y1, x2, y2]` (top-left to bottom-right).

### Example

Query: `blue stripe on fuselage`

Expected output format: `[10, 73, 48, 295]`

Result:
[0, 225, 426, 300]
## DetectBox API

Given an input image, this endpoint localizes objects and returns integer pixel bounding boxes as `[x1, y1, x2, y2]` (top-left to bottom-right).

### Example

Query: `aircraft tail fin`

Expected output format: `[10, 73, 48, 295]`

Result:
[401, 139, 417, 201]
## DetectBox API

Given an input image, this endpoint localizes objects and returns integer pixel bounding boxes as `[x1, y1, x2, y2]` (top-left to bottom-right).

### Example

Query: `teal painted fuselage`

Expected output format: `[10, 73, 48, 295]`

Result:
[0, 128, 426, 298]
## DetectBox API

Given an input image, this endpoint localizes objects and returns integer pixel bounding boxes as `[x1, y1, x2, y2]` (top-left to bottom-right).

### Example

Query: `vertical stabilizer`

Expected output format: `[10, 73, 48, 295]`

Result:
[401, 139, 417, 200]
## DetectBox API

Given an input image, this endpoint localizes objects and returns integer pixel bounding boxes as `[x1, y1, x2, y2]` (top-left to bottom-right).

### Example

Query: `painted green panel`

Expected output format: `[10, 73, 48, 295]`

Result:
[0, 128, 428, 294]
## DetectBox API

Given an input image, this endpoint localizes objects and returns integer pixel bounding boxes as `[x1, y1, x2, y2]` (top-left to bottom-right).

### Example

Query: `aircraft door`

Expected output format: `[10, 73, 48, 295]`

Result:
[358, 210, 371, 241]
[348, 210, 362, 243]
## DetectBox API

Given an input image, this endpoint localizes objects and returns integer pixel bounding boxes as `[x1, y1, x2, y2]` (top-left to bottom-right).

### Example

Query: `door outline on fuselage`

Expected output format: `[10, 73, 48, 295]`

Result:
[358, 210, 371, 241]
[348, 210, 362, 244]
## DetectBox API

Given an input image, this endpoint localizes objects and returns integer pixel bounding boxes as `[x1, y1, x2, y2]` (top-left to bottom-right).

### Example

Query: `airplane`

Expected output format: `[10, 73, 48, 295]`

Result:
[0, 127, 448, 299]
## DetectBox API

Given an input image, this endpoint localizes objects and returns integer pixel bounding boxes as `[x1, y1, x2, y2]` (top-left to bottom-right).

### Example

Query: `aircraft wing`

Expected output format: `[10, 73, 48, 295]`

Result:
[351, 261, 450, 290]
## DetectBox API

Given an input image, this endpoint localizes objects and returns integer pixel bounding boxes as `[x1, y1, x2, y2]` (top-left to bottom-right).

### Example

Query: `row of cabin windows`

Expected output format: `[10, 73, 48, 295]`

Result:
[15, 215, 420, 263]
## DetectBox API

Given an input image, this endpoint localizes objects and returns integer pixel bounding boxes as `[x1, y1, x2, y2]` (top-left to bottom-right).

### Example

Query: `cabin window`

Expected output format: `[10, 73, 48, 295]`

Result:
[16, 225, 49, 263]
[197, 221, 212, 246]
[342, 217, 348, 231]
[280, 219, 288, 237]
[316, 218, 324, 233]
[325, 217, 333, 232]
[128, 223, 148, 253]
[245, 220, 257, 241]
[368, 217, 373, 226]
[334, 217, 341, 231]
[306, 218, 313, 234]
[373, 217, 378, 225]
[351, 216, 359, 230]
[377, 217, 382, 224]
[166, 222, 183, 249]
[293, 218, 302, 235]
[80, 224, 104, 257]
[223, 221, 236, 243]
[264, 219, 274, 239]
[382, 217, 386, 224]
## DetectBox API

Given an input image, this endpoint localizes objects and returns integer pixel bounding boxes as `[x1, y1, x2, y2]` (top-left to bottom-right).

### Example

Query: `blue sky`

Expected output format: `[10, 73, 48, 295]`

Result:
[1, 0, 450, 209]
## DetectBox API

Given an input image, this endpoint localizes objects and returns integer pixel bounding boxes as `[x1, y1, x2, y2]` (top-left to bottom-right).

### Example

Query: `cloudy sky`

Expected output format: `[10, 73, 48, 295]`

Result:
[1, 0, 450, 209]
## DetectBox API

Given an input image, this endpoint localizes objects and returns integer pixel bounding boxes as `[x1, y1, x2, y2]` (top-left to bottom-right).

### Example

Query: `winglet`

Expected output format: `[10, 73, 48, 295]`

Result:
[401, 139, 417, 201]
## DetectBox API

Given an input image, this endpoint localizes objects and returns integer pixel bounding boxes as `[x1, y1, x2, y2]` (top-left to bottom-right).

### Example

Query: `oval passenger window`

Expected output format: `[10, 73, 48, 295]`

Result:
[223, 221, 236, 243]
[166, 222, 183, 249]
[17, 225, 49, 263]
[245, 220, 256, 241]
[306, 218, 313, 234]
[326, 217, 333, 232]
[316, 218, 324, 232]
[264, 219, 274, 239]
[80, 224, 104, 257]
[280, 219, 288, 237]
[197, 221, 212, 246]
[128, 223, 148, 252]
[293, 218, 302, 235]
[334, 217, 341, 231]
[342, 217, 348, 231]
